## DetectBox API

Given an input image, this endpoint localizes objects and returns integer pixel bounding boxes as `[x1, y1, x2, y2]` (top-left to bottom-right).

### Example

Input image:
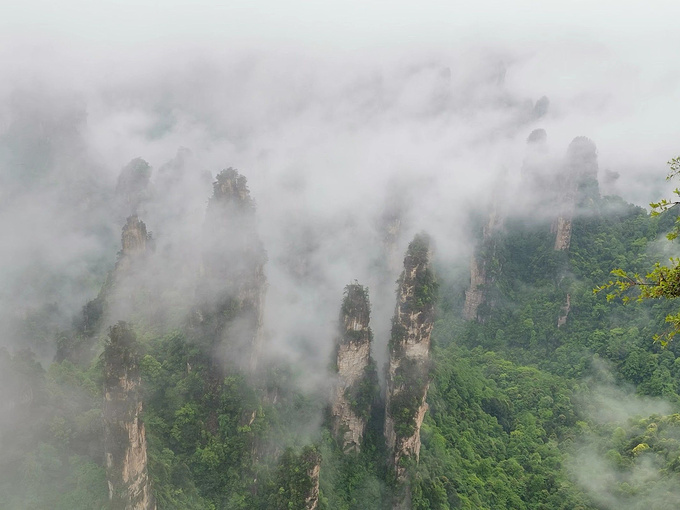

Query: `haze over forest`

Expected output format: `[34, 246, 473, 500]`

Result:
[2, 3, 680, 509]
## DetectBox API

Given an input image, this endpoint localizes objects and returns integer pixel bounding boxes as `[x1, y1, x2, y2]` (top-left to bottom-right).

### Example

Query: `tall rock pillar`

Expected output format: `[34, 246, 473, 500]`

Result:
[103, 322, 155, 510]
[384, 233, 438, 483]
[553, 136, 599, 251]
[197, 168, 267, 372]
[330, 283, 377, 452]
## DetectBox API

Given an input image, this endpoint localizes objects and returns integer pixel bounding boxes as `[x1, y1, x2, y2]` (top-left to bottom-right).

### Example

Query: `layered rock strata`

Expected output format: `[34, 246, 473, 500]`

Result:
[553, 137, 599, 251]
[463, 206, 501, 321]
[103, 322, 155, 510]
[385, 233, 437, 482]
[330, 283, 376, 452]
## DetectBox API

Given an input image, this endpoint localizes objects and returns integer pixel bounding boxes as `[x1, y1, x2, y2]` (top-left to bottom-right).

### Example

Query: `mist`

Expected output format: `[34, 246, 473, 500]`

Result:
[1, 3, 680, 507]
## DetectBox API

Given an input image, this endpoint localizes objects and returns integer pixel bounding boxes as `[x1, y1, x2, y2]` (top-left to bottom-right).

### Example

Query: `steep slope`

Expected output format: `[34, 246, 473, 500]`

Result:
[330, 283, 377, 452]
[103, 322, 155, 510]
[385, 233, 438, 484]
[196, 168, 267, 372]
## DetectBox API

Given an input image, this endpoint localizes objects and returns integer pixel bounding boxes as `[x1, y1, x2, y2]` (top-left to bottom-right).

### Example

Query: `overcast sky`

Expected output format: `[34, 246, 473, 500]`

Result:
[2, 1, 680, 367]
[3, 1, 679, 199]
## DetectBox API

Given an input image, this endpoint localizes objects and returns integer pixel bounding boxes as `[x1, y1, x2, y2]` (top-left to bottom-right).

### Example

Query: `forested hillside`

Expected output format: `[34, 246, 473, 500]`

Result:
[2, 146, 680, 510]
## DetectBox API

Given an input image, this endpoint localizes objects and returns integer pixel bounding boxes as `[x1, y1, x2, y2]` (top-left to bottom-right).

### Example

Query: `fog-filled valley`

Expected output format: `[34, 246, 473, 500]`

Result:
[3, 4, 680, 509]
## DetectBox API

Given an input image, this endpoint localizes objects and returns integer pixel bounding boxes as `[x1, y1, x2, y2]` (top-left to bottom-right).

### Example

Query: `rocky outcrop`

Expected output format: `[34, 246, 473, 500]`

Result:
[330, 283, 376, 452]
[197, 168, 267, 372]
[274, 446, 321, 510]
[116, 215, 151, 273]
[57, 216, 152, 363]
[103, 322, 155, 510]
[557, 293, 571, 328]
[553, 137, 599, 251]
[116, 158, 152, 218]
[305, 452, 321, 510]
[385, 233, 437, 482]
[553, 215, 573, 251]
[463, 206, 501, 321]
[463, 172, 504, 322]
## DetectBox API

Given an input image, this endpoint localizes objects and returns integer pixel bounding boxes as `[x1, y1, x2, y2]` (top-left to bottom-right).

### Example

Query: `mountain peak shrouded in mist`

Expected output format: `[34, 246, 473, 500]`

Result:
[196, 168, 267, 372]
[120, 215, 149, 260]
[115, 158, 152, 217]
[4, 13, 680, 506]
[553, 136, 600, 251]
[527, 128, 547, 145]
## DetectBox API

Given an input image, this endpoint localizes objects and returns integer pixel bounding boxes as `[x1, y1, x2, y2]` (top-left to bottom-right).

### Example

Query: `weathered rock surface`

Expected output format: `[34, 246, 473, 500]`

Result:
[103, 322, 155, 510]
[557, 293, 571, 328]
[56, 216, 152, 363]
[330, 284, 375, 452]
[553, 137, 599, 251]
[385, 233, 437, 483]
[305, 455, 321, 510]
[463, 179, 503, 322]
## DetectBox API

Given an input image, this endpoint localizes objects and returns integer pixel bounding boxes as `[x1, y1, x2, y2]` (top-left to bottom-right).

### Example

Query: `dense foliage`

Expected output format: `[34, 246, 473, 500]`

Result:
[5, 186, 680, 509]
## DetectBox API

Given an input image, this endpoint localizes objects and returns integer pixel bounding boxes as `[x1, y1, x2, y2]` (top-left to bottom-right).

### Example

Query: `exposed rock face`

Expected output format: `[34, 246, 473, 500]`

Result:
[305, 455, 321, 510]
[56, 217, 152, 363]
[331, 284, 376, 452]
[197, 168, 267, 372]
[553, 137, 599, 251]
[463, 206, 501, 321]
[385, 233, 437, 482]
[557, 293, 571, 328]
[116, 215, 150, 274]
[463, 257, 486, 321]
[103, 322, 155, 510]
[275, 446, 322, 510]
[553, 215, 573, 251]
[463, 176, 503, 322]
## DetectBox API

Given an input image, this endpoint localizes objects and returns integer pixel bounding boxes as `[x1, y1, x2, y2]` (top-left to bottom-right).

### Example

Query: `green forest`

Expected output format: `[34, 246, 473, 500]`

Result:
[3, 166, 680, 510]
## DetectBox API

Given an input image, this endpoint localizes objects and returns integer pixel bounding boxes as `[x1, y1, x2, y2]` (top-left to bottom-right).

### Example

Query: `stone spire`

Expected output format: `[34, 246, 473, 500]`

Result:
[330, 283, 377, 452]
[384, 233, 437, 484]
[103, 322, 155, 510]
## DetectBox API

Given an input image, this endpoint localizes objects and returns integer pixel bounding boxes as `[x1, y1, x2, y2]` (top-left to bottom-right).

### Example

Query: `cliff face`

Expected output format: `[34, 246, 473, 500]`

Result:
[56, 216, 151, 363]
[274, 446, 322, 510]
[330, 284, 376, 452]
[197, 168, 267, 371]
[103, 322, 155, 510]
[557, 293, 571, 328]
[385, 233, 437, 482]
[463, 180, 505, 320]
[116, 215, 150, 273]
[553, 137, 599, 251]
[463, 207, 501, 321]
[305, 453, 322, 510]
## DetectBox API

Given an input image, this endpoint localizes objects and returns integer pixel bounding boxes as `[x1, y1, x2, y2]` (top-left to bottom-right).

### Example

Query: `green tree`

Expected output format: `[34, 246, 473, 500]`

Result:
[595, 156, 680, 344]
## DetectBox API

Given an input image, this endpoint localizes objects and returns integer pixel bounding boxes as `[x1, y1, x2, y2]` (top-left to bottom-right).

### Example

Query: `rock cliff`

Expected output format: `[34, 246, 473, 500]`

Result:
[115, 158, 152, 218]
[384, 233, 437, 482]
[103, 322, 155, 510]
[557, 293, 571, 328]
[463, 166, 505, 322]
[305, 452, 322, 510]
[463, 205, 501, 321]
[330, 283, 377, 452]
[57, 216, 152, 363]
[196, 168, 267, 372]
[553, 137, 599, 251]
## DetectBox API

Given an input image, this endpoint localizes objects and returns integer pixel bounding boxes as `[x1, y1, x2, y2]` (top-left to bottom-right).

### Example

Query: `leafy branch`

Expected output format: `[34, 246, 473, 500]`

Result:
[595, 157, 680, 345]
